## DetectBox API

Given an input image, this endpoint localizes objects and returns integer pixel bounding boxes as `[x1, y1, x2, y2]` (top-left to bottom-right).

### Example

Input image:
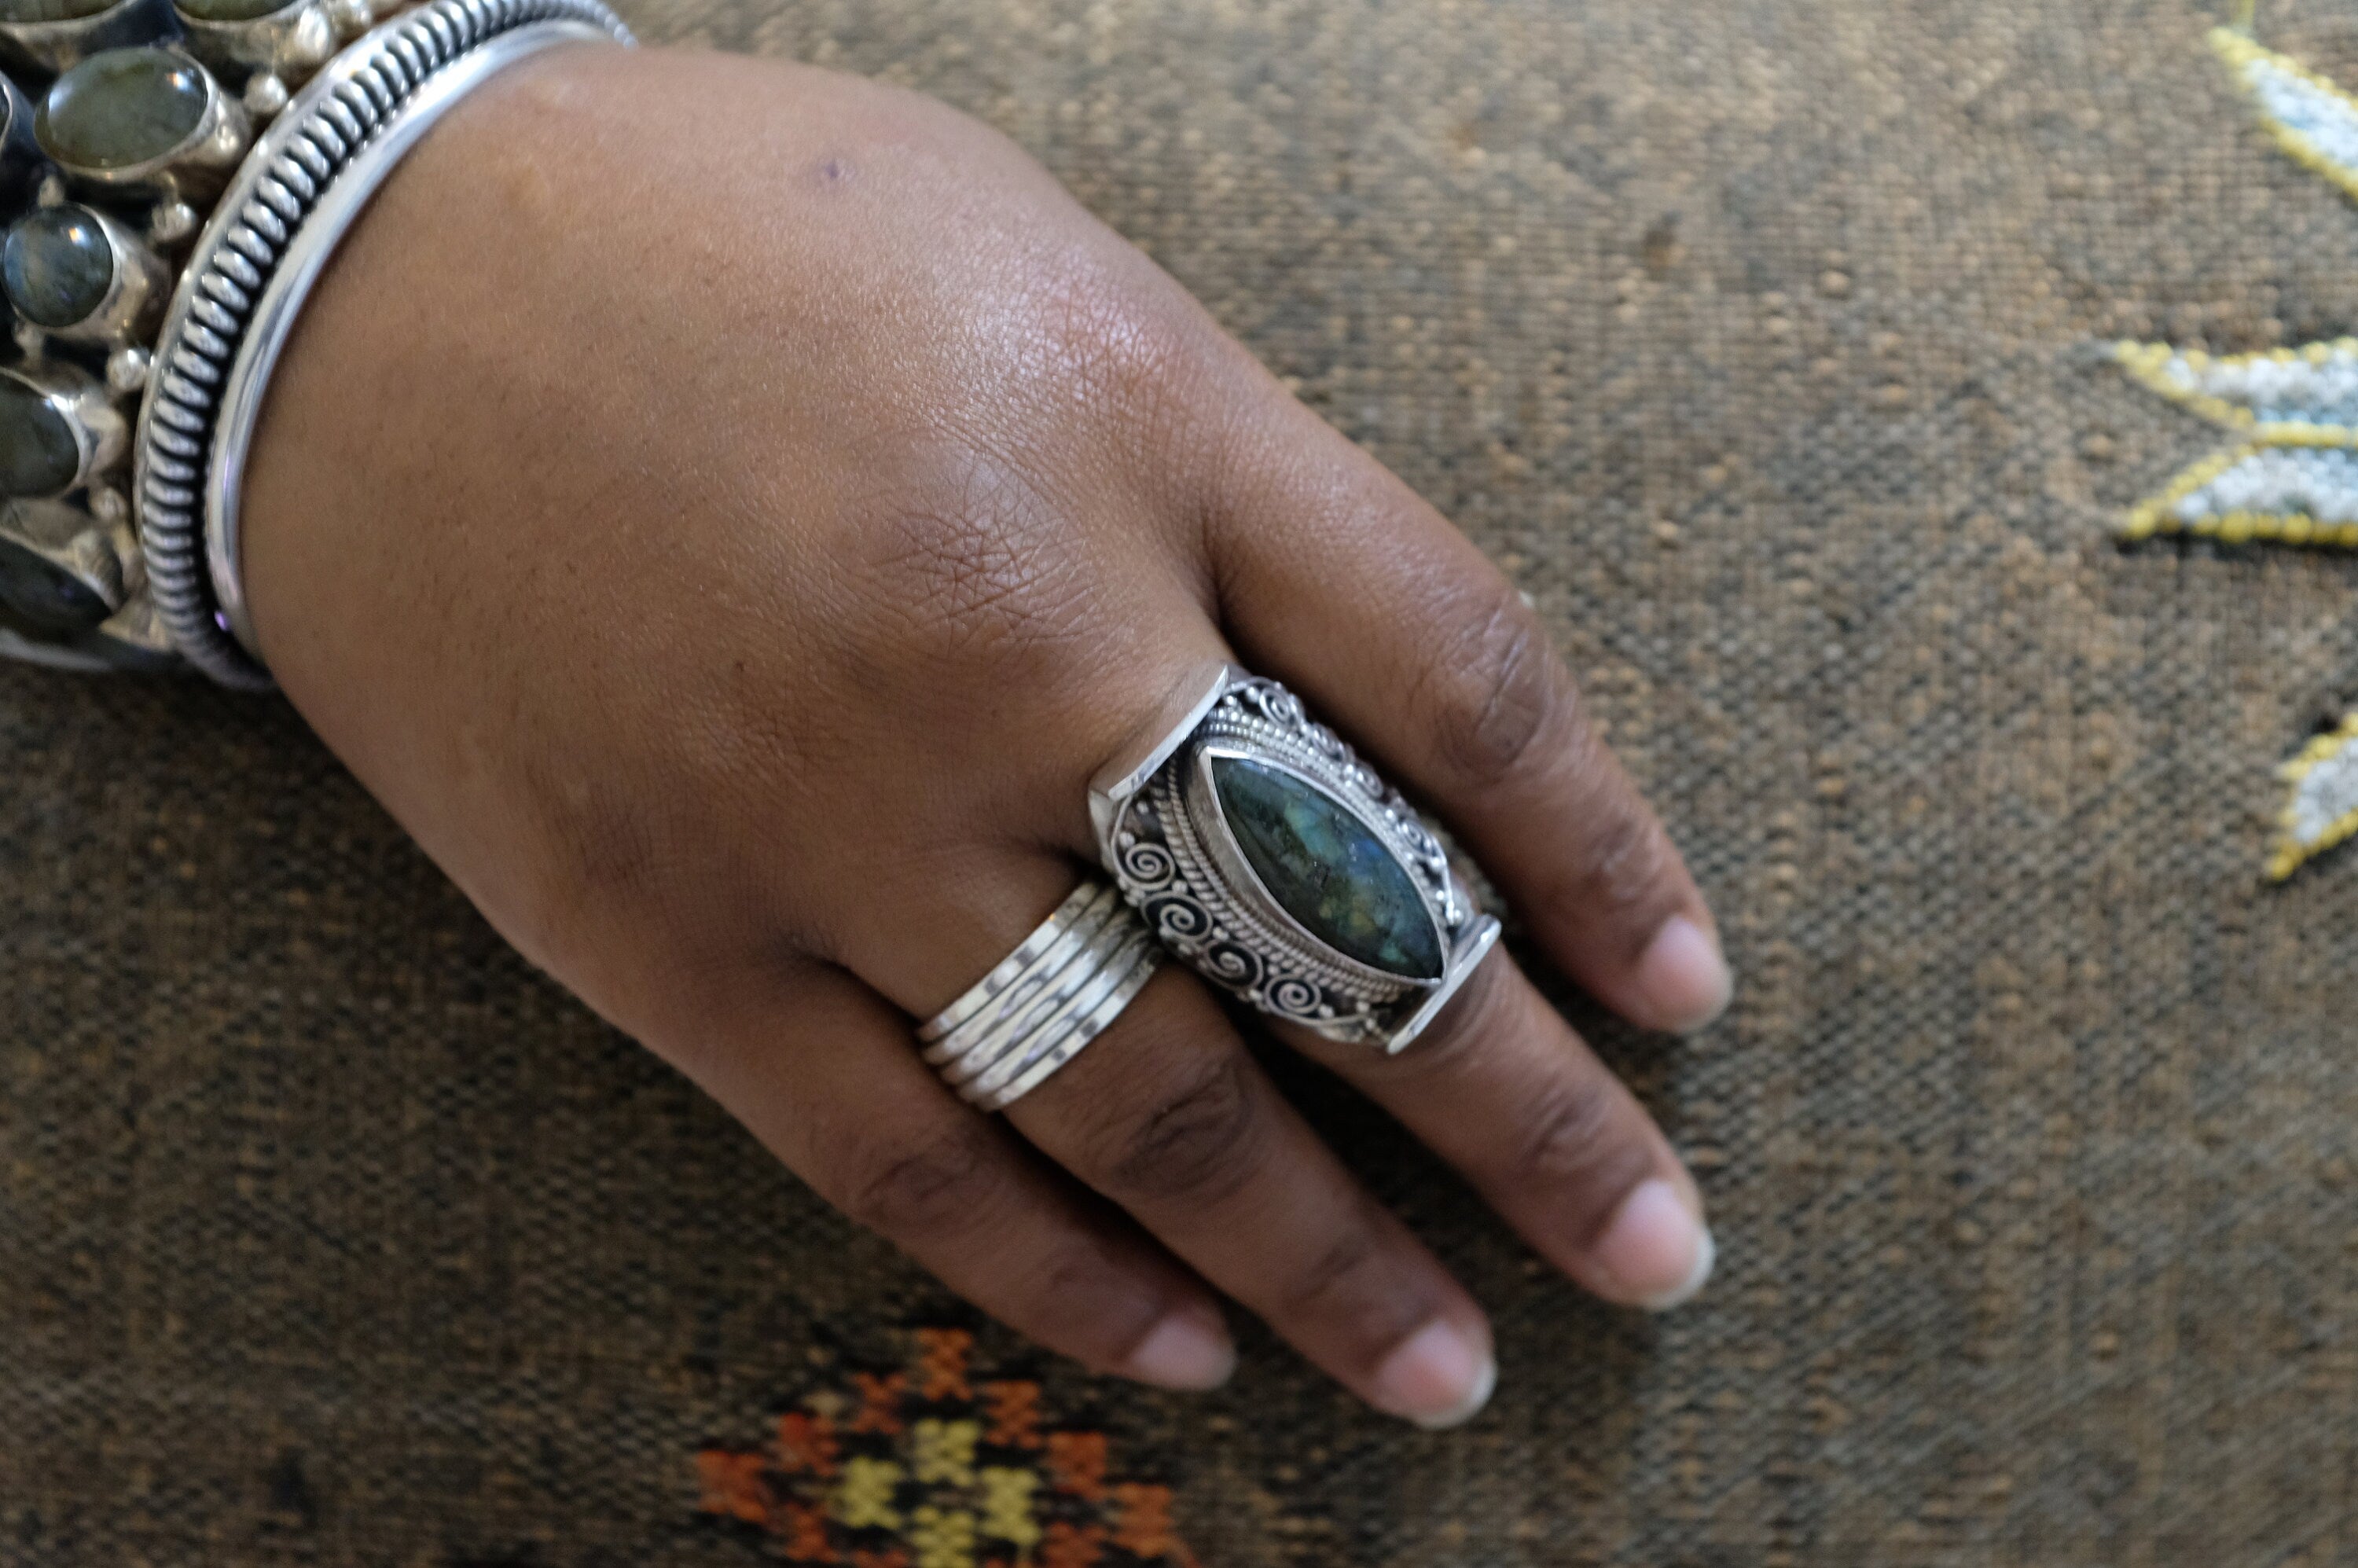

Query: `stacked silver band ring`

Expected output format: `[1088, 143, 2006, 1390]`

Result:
[919, 880, 1163, 1112]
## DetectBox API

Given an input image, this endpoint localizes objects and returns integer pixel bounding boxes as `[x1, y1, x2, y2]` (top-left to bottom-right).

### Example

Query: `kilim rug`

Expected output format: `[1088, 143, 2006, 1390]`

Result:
[8, 1, 2358, 1562]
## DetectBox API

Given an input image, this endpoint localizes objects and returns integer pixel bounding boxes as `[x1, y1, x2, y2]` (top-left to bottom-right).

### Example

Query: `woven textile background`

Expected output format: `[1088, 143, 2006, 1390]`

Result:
[9, 0, 2358, 1562]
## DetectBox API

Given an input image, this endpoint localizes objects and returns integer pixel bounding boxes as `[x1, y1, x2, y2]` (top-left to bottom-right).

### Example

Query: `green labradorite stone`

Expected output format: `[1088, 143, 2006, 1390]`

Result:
[38, 47, 210, 173]
[0, 377, 80, 496]
[175, 0, 300, 18]
[0, 0, 120, 21]
[0, 536, 106, 632]
[1212, 755, 1445, 980]
[5, 207, 115, 329]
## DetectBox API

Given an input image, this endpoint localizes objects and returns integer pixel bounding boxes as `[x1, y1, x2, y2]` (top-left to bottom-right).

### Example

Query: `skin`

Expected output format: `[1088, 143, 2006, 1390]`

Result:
[238, 43, 1735, 1427]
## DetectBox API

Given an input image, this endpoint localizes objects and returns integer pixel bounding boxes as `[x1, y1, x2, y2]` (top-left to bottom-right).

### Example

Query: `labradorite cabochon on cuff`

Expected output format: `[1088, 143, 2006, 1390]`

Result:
[35, 44, 210, 171]
[0, 0, 117, 22]
[0, 0, 630, 674]
[1091, 665, 1502, 1052]
[0, 1, 252, 667]
[0, 372, 87, 494]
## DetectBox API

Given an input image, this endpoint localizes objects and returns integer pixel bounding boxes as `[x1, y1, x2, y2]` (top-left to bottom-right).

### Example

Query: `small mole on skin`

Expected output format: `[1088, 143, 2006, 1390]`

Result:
[816, 158, 854, 189]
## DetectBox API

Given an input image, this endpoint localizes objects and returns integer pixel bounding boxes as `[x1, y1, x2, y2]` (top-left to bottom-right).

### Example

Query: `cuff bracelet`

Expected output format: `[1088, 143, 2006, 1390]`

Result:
[0, 0, 632, 681]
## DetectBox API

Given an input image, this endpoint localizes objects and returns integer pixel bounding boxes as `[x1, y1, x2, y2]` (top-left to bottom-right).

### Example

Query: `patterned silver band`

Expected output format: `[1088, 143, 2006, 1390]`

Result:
[134, 0, 633, 687]
[1090, 663, 1502, 1052]
[919, 879, 1163, 1112]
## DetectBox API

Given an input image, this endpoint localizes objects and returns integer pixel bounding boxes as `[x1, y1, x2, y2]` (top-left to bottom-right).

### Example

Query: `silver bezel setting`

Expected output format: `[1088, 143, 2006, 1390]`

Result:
[0, 0, 177, 75]
[1092, 664, 1502, 1051]
[175, 0, 391, 116]
[1, 357, 124, 494]
[175, 0, 332, 78]
[0, 491, 127, 620]
[8, 199, 167, 340]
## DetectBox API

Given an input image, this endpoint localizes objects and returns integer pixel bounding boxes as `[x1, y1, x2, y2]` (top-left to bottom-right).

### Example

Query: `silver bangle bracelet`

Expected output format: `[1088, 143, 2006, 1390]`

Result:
[135, 0, 633, 687]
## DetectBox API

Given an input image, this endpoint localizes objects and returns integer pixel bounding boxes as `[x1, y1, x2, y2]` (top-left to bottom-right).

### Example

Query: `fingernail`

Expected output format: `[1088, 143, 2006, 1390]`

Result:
[1596, 1177, 1716, 1311]
[1373, 1319, 1497, 1430]
[1123, 1306, 1237, 1390]
[1637, 916, 1733, 1033]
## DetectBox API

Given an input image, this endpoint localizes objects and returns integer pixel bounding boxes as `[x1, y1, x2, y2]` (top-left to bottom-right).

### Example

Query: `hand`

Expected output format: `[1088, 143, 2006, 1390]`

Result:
[240, 42, 1732, 1427]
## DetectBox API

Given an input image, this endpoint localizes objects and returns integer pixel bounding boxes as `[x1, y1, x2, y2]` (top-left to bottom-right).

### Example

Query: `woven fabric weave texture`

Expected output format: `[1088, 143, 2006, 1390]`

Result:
[7, 1, 2358, 1562]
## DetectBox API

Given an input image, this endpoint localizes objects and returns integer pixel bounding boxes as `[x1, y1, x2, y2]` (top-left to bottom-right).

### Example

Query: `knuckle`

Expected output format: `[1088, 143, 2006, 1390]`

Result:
[1421, 589, 1563, 790]
[1032, 254, 1203, 432]
[1276, 1214, 1386, 1317]
[1592, 809, 1675, 909]
[1513, 1075, 1633, 1190]
[838, 1118, 1001, 1241]
[1272, 1198, 1436, 1373]
[1023, 1243, 1170, 1365]
[1096, 1050, 1265, 1205]
[853, 453, 1099, 671]
[1549, 781, 1679, 928]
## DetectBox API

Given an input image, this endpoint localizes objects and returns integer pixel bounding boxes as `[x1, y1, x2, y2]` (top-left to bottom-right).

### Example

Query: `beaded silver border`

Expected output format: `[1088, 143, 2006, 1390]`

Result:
[134, 0, 633, 688]
[1090, 665, 1502, 1051]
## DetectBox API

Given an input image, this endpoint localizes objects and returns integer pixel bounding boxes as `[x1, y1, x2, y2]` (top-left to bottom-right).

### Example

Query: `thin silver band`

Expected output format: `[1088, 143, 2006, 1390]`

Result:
[208, 17, 616, 665]
[920, 878, 1161, 1113]
[971, 929, 1165, 1113]
[964, 928, 1159, 1111]
[923, 888, 1125, 1076]
[134, 0, 634, 688]
[941, 908, 1137, 1089]
[918, 882, 1113, 1047]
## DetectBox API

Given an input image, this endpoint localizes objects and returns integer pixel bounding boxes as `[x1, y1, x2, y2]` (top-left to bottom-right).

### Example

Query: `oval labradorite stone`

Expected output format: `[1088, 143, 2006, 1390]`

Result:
[0, 0, 120, 20]
[0, 376, 82, 497]
[1211, 755, 1446, 980]
[0, 535, 106, 632]
[38, 47, 210, 173]
[175, 0, 301, 18]
[5, 206, 115, 328]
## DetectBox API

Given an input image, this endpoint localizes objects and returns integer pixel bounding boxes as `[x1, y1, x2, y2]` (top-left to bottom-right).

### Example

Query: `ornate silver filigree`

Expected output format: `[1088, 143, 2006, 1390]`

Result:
[135, 0, 634, 686]
[1090, 664, 1501, 1051]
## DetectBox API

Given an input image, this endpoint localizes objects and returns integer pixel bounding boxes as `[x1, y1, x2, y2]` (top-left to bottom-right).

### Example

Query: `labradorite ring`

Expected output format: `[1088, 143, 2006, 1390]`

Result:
[1089, 665, 1502, 1052]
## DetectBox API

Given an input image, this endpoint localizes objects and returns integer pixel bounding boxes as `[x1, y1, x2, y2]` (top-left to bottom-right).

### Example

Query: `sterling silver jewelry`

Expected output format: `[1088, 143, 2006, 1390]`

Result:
[0, 0, 630, 678]
[139, 0, 633, 686]
[920, 879, 1164, 1113]
[1091, 664, 1502, 1052]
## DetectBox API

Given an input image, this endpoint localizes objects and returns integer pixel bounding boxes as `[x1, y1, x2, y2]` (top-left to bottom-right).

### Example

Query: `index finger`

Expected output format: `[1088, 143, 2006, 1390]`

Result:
[1200, 387, 1732, 1035]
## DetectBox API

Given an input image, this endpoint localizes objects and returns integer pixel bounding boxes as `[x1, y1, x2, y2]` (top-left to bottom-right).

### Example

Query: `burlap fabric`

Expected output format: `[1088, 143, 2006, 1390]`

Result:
[9, 0, 2358, 1561]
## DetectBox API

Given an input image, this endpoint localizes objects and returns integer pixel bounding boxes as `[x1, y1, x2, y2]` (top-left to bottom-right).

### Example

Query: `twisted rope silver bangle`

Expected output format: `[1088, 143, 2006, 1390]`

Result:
[134, 0, 634, 688]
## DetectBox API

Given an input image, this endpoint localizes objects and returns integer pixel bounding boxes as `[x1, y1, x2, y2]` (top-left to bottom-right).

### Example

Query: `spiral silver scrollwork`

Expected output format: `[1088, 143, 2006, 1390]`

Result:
[1097, 670, 1496, 1047]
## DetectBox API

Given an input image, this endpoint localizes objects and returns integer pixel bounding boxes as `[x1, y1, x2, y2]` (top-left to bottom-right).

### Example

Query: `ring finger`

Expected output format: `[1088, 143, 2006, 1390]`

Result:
[848, 843, 1501, 1429]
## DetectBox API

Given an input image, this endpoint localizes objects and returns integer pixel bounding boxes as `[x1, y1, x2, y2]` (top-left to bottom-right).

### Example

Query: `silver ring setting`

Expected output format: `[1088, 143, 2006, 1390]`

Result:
[919, 879, 1162, 1112]
[1090, 663, 1502, 1052]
